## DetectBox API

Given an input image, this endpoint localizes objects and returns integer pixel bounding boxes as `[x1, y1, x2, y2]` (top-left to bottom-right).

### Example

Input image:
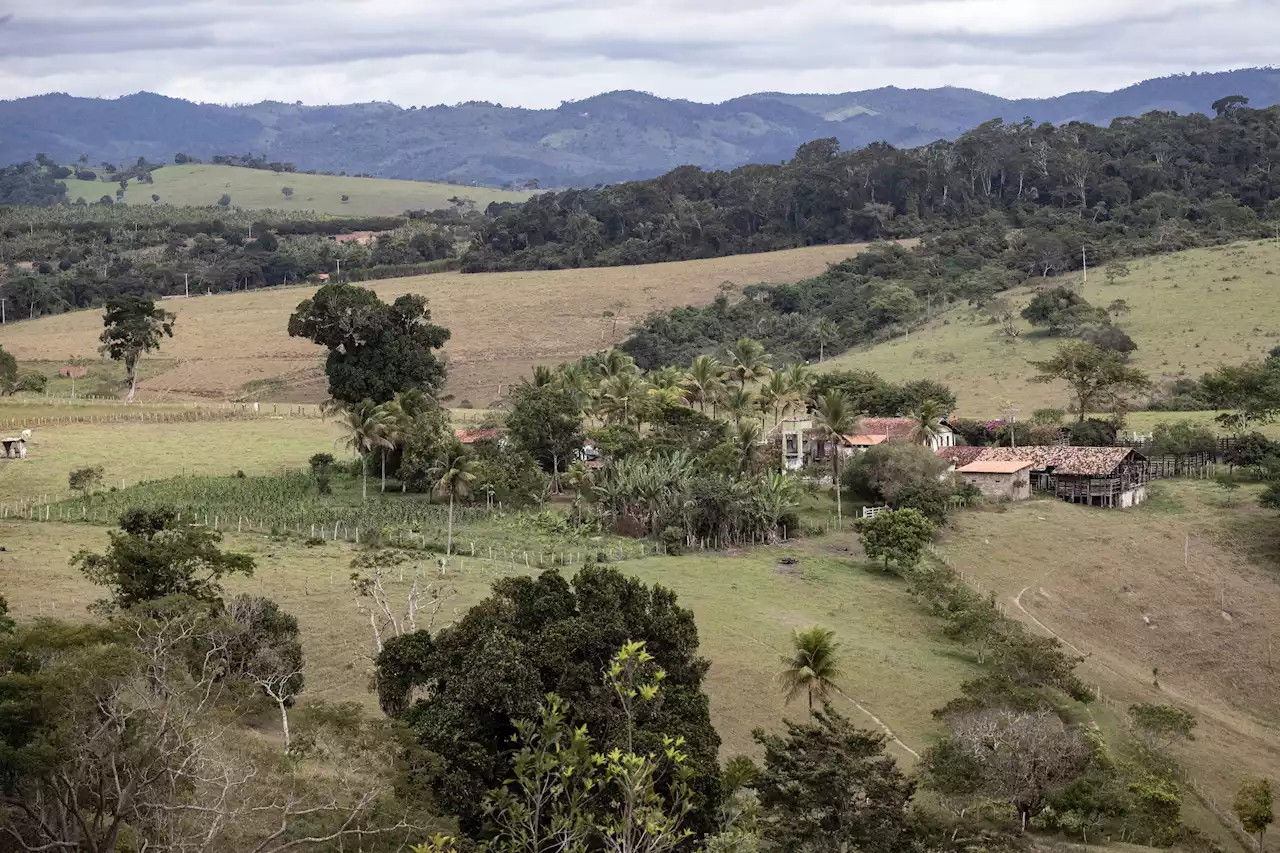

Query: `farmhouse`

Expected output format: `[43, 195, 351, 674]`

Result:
[941, 445, 1149, 508]
[956, 459, 1033, 502]
[773, 415, 955, 470]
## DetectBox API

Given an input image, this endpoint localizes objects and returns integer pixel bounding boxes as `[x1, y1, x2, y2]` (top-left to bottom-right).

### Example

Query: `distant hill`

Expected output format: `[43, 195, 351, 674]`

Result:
[61, 164, 530, 216]
[5, 68, 1280, 188]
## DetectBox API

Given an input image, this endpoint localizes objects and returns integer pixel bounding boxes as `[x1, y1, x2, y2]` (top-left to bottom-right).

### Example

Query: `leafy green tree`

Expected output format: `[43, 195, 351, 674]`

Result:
[856, 508, 934, 574]
[226, 594, 305, 750]
[779, 626, 842, 717]
[1127, 703, 1196, 754]
[0, 345, 17, 394]
[68, 465, 104, 502]
[507, 382, 585, 492]
[98, 294, 176, 402]
[71, 507, 254, 609]
[339, 400, 394, 500]
[377, 566, 722, 836]
[217, 192, 231, 208]
[1030, 341, 1149, 421]
[288, 283, 451, 404]
[810, 391, 857, 523]
[1020, 285, 1106, 336]
[281, 186, 294, 199]
[428, 440, 478, 556]
[1234, 776, 1274, 850]
[1200, 357, 1280, 429]
[845, 441, 951, 509]
[753, 711, 916, 853]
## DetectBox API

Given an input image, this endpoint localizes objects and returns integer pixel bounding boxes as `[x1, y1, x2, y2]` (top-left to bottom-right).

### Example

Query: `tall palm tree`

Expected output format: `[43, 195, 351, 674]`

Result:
[373, 401, 402, 493]
[780, 626, 843, 717]
[596, 348, 637, 380]
[759, 371, 794, 425]
[721, 386, 758, 425]
[811, 392, 858, 523]
[785, 363, 814, 402]
[339, 400, 394, 501]
[813, 317, 840, 363]
[597, 372, 649, 428]
[428, 441, 478, 557]
[908, 398, 949, 447]
[728, 338, 772, 389]
[683, 355, 726, 413]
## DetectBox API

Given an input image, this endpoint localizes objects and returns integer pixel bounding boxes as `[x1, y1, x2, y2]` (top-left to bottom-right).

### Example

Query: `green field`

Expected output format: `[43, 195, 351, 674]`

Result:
[61, 164, 531, 216]
[826, 240, 1280, 415]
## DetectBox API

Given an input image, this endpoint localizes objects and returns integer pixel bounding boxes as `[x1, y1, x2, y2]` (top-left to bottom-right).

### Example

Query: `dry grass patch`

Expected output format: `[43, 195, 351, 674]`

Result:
[3, 243, 866, 404]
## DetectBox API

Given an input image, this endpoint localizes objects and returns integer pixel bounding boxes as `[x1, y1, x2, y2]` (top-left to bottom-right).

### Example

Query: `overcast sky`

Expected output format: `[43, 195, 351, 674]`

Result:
[1, 0, 1276, 108]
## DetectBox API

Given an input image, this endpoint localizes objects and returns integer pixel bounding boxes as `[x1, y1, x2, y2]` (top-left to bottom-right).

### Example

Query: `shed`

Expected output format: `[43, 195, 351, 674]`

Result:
[960, 446, 1149, 508]
[1, 437, 27, 459]
[956, 459, 1033, 502]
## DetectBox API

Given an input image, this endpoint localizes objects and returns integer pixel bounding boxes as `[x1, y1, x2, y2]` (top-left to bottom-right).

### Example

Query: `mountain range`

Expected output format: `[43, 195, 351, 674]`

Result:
[4, 68, 1280, 189]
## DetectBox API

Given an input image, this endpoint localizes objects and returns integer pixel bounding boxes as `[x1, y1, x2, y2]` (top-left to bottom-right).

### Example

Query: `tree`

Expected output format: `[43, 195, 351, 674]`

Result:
[810, 391, 857, 523]
[428, 441, 478, 557]
[339, 400, 394, 500]
[151, 193, 160, 203]
[856, 508, 934, 574]
[1030, 341, 1149, 421]
[68, 464, 104, 502]
[378, 566, 721, 836]
[507, 382, 585, 492]
[1020, 285, 1106, 336]
[779, 626, 842, 717]
[1127, 703, 1196, 754]
[0, 345, 17, 394]
[1104, 259, 1131, 285]
[753, 711, 916, 853]
[281, 186, 294, 199]
[1213, 94, 1250, 117]
[288, 283, 451, 405]
[1234, 776, 1274, 850]
[71, 507, 255, 609]
[98, 294, 176, 402]
[942, 708, 1090, 830]
[907, 398, 949, 446]
[218, 193, 232, 208]
[727, 338, 771, 389]
[226, 594, 305, 751]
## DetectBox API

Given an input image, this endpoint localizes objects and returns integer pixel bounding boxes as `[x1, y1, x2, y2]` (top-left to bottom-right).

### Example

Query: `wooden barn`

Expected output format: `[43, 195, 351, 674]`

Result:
[942, 446, 1150, 509]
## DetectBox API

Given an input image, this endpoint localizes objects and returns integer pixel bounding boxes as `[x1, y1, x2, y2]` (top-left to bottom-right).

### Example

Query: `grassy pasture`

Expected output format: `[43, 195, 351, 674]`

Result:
[0, 518, 975, 761]
[825, 240, 1280, 415]
[1, 243, 866, 405]
[61, 164, 531, 216]
[936, 480, 1280, 827]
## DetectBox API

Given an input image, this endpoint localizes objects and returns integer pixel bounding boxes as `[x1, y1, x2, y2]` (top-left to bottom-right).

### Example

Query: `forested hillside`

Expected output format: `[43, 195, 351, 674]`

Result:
[540, 102, 1280, 368]
[4, 68, 1280, 187]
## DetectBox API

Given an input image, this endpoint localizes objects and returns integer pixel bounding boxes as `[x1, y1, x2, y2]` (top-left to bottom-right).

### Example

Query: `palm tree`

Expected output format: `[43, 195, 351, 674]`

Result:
[683, 355, 726, 413]
[373, 401, 402, 492]
[728, 338, 772, 389]
[596, 348, 637, 380]
[813, 317, 840, 363]
[428, 441, 478, 557]
[811, 392, 858, 523]
[734, 420, 764, 474]
[339, 401, 394, 501]
[908, 398, 949, 447]
[784, 363, 814, 403]
[597, 372, 649, 428]
[759, 371, 795, 425]
[780, 626, 843, 717]
[721, 386, 758, 425]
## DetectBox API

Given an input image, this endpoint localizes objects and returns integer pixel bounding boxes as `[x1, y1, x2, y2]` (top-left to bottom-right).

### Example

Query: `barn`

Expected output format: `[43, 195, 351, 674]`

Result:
[949, 446, 1150, 509]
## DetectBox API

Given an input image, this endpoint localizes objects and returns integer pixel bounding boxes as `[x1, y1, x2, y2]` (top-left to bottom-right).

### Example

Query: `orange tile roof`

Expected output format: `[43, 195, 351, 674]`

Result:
[958, 459, 1035, 474]
[454, 427, 503, 444]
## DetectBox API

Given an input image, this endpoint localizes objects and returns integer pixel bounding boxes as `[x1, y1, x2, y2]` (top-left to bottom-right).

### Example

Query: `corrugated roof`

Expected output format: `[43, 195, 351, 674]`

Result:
[958, 459, 1035, 474]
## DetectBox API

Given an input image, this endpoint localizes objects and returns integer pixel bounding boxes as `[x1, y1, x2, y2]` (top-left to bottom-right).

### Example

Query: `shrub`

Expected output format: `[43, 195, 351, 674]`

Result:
[660, 525, 684, 555]
[845, 440, 951, 506]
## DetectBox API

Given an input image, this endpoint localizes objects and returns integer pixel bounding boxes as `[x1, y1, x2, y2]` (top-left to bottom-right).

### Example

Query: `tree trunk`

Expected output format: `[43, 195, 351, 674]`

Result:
[552, 453, 560, 495]
[833, 454, 843, 523]
[126, 366, 139, 403]
[808, 685, 815, 718]
[362, 457, 368, 501]
[446, 493, 455, 556]
[380, 449, 386, 493]
[278, 698, 291, 752]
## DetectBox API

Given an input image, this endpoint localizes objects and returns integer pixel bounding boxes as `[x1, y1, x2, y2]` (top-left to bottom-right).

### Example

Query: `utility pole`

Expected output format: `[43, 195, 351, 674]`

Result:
[336, 258, 341, 279]
[184, 273, 189, 298]
[1082, 246, 1088, 285]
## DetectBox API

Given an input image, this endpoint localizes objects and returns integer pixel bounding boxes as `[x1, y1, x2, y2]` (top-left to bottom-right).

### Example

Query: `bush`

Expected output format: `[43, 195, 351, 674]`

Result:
[660, 525, 684, 555]
[308, 452, 336, 475]
[1067, 419, 1117, 447]
[845, 440, 951, 506]
[14, 371, 47, 393]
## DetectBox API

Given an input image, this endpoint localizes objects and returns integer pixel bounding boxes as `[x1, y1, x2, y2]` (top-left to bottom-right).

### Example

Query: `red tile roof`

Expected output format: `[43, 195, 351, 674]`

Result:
[937, 446, 986, 467]
[455, 428, 503, 444]
[961, 446, 1142, 477]
[856, 417, 920, 440]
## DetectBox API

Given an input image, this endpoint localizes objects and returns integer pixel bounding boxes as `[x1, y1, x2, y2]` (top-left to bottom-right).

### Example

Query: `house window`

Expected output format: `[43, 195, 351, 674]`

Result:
[785, 435, 798, 455]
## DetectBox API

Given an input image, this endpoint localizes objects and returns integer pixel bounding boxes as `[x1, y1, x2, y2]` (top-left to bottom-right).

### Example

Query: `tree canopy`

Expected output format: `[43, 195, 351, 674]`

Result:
[98, 294, 175, 401]
[287, 283, 450, 404]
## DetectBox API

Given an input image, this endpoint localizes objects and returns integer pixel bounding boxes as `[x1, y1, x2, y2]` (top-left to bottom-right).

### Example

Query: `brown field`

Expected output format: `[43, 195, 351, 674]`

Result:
[937, 480, 1280, 831]
[0, 244, 864, 405]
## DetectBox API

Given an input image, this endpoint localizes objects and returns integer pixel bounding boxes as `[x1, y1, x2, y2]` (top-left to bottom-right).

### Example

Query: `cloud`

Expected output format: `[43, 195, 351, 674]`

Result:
[0, 0, 1275, 107]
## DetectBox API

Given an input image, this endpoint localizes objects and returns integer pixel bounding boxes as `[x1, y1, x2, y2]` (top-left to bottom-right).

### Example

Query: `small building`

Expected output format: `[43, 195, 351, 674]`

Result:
[1, 437, 27, 459]
[956, 459, 1034, 502]
[454, 427, 504, 446]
